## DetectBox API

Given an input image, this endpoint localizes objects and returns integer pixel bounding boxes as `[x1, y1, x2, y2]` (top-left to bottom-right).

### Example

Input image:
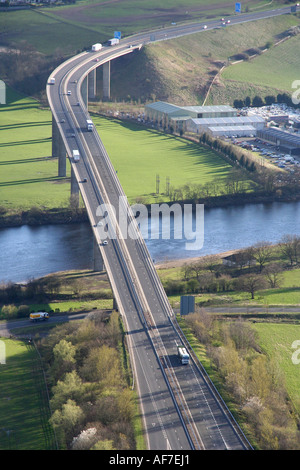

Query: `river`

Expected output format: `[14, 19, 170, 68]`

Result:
[0, 201, 300, 283]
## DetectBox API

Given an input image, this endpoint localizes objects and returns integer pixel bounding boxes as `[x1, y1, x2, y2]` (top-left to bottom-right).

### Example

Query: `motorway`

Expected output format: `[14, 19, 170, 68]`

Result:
[46, 5, 298, 450]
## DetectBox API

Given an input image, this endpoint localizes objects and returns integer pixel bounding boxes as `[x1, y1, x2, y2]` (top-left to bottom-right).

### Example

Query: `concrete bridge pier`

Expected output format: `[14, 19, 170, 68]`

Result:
[52, 115, 67, 177]
[81, 69, 98, 108]
[70, 166, 80, 207]
[93, 237, 105, 272]
[103, 61, 111, 101]
[88, 68, 97, 100]
[81, 76, 88, 108]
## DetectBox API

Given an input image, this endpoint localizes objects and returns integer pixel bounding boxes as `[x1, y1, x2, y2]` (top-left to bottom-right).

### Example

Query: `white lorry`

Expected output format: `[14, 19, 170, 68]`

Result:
[178, 345, 190, 365]
[92, 43, 102, 51]
[73, 149, 80, 162]
[108, 38, 119, 46]
[49, 77, 55, 85]
[86, 119, 93, 131]
[30, 312, 49, 322]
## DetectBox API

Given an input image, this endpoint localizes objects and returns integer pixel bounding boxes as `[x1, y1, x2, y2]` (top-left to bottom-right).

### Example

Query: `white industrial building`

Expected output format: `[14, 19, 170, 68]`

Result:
[145, 101, 237, 130]
[145, 101, 268, 136]
[206, 125, 257, 137]
[186, 115, 266, 136]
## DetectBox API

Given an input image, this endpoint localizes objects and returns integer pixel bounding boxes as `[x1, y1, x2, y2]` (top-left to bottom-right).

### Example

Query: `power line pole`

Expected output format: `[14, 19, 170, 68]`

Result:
[166, 176, 170, 196]
[156, 174, 160, 194]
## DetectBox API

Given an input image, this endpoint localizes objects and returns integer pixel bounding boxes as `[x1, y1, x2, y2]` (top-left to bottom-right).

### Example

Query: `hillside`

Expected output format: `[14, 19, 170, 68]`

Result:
[215, 30, 300, 104]
[100, 14, 300, 106]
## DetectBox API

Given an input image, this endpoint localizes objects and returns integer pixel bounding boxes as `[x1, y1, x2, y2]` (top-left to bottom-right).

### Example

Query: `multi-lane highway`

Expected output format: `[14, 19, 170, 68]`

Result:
[46, 5, 297, 450]
[118, 4, 298, 44]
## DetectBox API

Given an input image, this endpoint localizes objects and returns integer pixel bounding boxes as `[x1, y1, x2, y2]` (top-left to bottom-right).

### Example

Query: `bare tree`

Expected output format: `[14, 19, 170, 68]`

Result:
[234, 248, 255, 271]
[263, 263, 284, 289]
[280, 235, 300, 266]
[236, 273, 267, 299]
[252, 242, 272, 273]
[181, 263, 193, 281]
[190, 261, 205, 280]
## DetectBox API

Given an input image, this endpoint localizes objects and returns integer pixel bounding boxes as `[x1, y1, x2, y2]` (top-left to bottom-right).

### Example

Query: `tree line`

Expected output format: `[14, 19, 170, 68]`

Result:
[156, 154, 300, 208]
[37, 312, 137, 450]
[233, 92, 300, 110]
[163, 236, 300, 300]
[184, 312, 300, 449]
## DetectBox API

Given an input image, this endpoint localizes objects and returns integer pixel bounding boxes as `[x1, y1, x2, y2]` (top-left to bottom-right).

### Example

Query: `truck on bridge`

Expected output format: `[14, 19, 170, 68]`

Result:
[108, 38, 119, 46]
[86, 120, 93, 131]
[73, 149, 80, 161]
[92, 43, 102, 51]
[178, 345, 190, 365]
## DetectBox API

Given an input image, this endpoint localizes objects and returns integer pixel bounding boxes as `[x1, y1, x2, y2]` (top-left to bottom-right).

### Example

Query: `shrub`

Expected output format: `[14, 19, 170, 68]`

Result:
[1, 304, 18, 319]
[17, 305, 30, 318]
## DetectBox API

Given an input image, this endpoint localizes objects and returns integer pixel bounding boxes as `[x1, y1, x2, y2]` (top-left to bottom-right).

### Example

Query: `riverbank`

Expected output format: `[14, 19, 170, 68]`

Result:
[0, 207, 88, 229]
[1, 189, 300, 229]
[155, 249, 239, 270]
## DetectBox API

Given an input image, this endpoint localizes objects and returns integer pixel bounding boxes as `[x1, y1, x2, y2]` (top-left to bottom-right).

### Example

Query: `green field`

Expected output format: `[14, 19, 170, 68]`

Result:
[48, 0, 248, 36]
[213, 267, 300, 307]
[0, 338, 56, 450]
[257, 269, 300, 306]
[222, 33, 300, 94]
[0, 88, 71, 211]
[0, 9, 101, 55]
[92, 115, 235, 203]
[0, 0, 282, 55]
[254, 323, 300, 413]
[29, 298, 113, 314]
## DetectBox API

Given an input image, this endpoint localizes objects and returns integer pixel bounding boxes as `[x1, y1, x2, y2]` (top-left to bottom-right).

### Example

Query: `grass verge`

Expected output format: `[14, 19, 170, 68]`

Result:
[253, 322, 300, 414]
[0, 337, 57, 450]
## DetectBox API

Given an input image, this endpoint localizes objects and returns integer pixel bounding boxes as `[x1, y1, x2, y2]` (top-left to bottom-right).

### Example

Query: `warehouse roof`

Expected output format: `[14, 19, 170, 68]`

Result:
[258, 127, 300, 148]
[170, 116, 191, 121]
[145, 101, 182, 114]
[188, 116, 265, 126]
[145, 102, 237, 117]
[208, 125, 256, 133]
[182, 105, 236, 113]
